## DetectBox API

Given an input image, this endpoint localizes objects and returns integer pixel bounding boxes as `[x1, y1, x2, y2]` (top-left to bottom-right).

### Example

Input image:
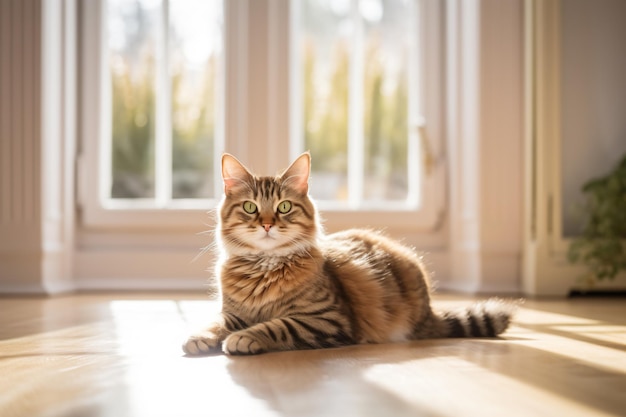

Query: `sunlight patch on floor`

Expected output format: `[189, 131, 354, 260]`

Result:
[551, 325, 626, 346]
[510, 307, 626, 374]
[362, 357, 611, 417]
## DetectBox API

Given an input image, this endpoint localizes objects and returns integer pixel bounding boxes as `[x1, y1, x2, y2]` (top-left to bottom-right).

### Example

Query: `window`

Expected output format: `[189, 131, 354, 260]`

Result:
[105, 0, 223, 206]
[79, 0, 443, 230]
[292, 0, 421, 210]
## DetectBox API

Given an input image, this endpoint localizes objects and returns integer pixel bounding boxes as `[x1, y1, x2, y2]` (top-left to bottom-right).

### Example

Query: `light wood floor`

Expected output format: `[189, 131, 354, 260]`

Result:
[0, 293, 625, 417]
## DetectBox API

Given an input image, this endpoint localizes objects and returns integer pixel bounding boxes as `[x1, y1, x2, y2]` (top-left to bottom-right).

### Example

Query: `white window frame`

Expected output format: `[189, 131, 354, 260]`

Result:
[79, 0, 224, 229]
[78, 0, 445, 233]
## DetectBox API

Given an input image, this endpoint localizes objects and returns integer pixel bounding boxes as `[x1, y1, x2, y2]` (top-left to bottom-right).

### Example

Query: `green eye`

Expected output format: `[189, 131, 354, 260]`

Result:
[277, 200, 292, 214]
[243, 201, 257, 214]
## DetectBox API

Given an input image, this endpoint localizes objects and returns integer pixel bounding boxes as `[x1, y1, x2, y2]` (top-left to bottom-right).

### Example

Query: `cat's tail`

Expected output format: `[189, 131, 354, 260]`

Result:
[427, 298, 518, 339]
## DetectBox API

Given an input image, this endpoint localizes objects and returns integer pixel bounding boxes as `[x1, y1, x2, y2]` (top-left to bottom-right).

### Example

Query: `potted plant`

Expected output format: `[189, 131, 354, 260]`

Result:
[567, 154, 626, 284]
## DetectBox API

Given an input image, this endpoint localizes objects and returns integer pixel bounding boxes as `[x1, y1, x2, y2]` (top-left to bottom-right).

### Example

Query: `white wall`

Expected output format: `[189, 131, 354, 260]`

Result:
[561, 0, 626, 236]
[444, 0, 524, 294]
[0, 0, 77, 294]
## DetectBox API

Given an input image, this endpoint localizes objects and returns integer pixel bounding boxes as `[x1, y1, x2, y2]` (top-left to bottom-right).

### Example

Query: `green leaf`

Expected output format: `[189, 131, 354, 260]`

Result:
[568, 151, 626, 282]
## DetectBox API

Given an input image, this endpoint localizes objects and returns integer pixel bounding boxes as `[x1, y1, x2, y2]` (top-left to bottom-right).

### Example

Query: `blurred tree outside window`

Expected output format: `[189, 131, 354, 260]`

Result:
[107, 0, 222, 201]
[107, 0, 420, 208]
[295, 0, 418, 207]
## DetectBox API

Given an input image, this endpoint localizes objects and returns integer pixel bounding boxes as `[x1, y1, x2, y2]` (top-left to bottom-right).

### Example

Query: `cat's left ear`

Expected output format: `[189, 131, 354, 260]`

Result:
[281, 152, 310, 194]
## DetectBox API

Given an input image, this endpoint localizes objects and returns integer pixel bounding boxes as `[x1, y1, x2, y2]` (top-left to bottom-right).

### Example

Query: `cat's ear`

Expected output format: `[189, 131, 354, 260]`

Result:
[281, 152, 310, 194]
[222, 153, 253, 194]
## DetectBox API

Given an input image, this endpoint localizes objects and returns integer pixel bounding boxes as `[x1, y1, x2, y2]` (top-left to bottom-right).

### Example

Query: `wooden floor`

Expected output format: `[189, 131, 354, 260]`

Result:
[0, 293, 625, 417]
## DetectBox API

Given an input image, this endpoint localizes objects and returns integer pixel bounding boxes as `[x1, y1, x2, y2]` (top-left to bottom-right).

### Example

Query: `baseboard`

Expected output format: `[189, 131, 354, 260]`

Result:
[0, 282, 48, 295]
[75, 277, 211, 292]
[437, 280, 521, 296]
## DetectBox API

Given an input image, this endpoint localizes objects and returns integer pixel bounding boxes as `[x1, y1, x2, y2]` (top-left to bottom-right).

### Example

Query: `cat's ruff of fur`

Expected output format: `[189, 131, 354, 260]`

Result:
[183, 153, 515, 356]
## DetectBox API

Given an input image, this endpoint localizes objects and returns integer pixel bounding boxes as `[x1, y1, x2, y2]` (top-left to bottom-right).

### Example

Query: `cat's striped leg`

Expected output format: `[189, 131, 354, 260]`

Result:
[222, 315, 353, 355]
[183, 312, 249, 355]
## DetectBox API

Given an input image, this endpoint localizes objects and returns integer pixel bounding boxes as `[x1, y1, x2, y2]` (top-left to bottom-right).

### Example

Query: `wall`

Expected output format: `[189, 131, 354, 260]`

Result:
[561, 0, 626, 236]
[0, 0, 76, 294]
[444, 0, 524, 294]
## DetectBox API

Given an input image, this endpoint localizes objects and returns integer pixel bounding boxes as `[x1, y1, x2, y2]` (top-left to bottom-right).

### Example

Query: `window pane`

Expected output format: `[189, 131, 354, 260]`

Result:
[108, 0, 159, 198]
[362, 0, 409, 202]
[170, 0, 222, 199]
[298, 0, 350, 201]
[296, 0, 414, 205]
[107, 0, 222, 202]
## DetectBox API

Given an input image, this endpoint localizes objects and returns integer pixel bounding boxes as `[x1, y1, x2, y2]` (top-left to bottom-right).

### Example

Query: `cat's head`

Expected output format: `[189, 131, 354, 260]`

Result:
[217, 152, 320, 256]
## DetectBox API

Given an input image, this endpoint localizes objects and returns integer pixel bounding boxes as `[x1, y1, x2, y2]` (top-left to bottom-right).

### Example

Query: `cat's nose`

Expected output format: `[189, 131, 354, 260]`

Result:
[262, 224, 272, 232]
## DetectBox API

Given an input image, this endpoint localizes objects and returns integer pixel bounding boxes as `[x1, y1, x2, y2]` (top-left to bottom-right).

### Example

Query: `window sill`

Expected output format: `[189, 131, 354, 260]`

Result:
[81, 205, 443, 233]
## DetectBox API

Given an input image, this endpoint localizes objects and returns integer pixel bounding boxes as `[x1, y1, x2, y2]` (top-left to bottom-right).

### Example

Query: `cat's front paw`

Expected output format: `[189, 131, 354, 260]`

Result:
[223, 332, 264, 355]
[182, 331, 222, 355]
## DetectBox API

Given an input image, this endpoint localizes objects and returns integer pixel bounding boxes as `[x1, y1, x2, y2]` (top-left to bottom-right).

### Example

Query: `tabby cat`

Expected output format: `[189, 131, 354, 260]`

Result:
[183, 153, 514, 355]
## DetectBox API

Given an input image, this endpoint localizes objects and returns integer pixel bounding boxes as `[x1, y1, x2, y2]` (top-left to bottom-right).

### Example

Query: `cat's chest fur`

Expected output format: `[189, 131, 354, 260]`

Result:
[219, 251, 322, 312]
[252, 255, 294, 271]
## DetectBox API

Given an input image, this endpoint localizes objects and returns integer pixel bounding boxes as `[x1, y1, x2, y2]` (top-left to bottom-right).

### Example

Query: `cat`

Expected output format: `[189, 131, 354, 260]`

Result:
[183, 152, 515, 355]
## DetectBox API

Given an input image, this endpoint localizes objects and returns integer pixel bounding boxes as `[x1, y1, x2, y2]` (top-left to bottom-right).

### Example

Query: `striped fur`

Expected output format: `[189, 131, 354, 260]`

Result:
[183, 153, 516, 356]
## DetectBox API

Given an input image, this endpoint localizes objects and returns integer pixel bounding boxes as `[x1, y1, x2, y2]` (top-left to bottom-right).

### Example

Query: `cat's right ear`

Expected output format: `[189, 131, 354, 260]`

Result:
[221, 154, 252, 195]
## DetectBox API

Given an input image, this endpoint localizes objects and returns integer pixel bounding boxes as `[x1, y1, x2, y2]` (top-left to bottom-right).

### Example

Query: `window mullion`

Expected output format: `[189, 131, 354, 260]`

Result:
[100, 0, 112, 206]
[155, 0, 172, 207]
[289, 0, 303, 161]
[348, 0, 364, 209]
[407, 0, 422, 208]
[214, 0, 226, 199]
